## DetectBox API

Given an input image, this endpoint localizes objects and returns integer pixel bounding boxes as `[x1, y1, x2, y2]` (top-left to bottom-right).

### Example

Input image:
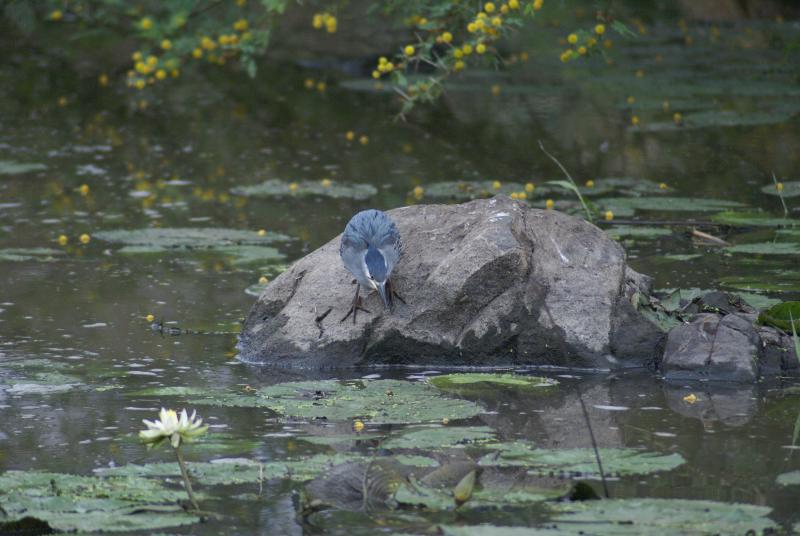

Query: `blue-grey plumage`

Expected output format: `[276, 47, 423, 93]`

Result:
[340, 209, 402, 313]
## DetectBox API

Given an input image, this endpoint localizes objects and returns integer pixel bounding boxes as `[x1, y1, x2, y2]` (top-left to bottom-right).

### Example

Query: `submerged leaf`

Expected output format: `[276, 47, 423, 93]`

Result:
[428, 373, 557, 394]
[382, 426, 496, 450]
[0, 248, 63, 262]
[0, 160, 47, 175]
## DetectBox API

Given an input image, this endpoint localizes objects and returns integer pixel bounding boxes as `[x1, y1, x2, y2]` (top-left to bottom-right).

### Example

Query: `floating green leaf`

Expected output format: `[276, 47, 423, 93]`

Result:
[777, 471, 800, 486]
[231, 179, 377, 200]
[0, 248, 63, 262]
[95, 227, 290, 248]
[637, 107, 800, 132]
[2, 371, 83, 395]
[382, 426, 497, 450]
[133, 379, 484, 424]
[0, 470, 200, 532]
[762, 181, 800, 198]
[605, 226, 673, 240]
[584, 177, 668, 197]
[428, 373, 557, 395]
[757, 301, 800, 331]
[724, 242, 800, 255]
[0, 160, 47, 175]
[599, 197, 745, 214]
[712, 211, 799, 227]
[719, 273, 800, 293]
[478, 444, 686, 477]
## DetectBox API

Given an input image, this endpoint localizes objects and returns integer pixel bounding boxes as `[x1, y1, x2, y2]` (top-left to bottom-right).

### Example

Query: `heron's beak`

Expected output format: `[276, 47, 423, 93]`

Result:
[377, 281, 391, 311]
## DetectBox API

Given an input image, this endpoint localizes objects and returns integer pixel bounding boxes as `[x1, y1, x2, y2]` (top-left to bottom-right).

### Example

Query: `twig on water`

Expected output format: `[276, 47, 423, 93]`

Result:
[691, 228, 729, 246]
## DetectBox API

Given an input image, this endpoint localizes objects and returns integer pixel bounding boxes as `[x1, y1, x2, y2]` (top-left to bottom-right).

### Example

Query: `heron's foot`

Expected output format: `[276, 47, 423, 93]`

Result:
[386, 279, 407, 307]
[340, 285, 371, 324]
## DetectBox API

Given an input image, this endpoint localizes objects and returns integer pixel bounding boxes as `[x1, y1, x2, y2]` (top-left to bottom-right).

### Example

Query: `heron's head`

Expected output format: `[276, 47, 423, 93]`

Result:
[364, 245, 391, 309]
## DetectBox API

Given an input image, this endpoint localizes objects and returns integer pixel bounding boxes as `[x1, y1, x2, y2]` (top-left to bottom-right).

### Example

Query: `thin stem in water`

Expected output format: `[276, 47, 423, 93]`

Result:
[772, 172, 788, 218]
[175, 446, 200, 511]
[538, 140, 593, 222]
[576, 382, 610, 499]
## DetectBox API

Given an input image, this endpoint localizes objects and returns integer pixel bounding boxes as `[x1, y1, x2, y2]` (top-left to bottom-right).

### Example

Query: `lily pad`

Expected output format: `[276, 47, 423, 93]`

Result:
[0, 160, 47, 175]
[724, 242, 800, 255]
[585, 177, 669, 196]
[231, 179, 377, 200]
[382, 426, 497, 450]
[757, 301, 800, 331]
[133, 379, 484, 424]
[0, 248, 63, 262]
[637, 107, 800, 132]
[605, 226, 673, 240]
[0, 470, 200, 532]
[94, 227, 290, 249]
[712, 211, 799, 227]
[719, 273, 800, 293]
[428, 373, 557, 394]
[478, 444, 686, 477]
[2, 371, 83, 395]
[599, 197, 745, 214]
[777, 470, 800, 486]
[762, 181, 800, 198]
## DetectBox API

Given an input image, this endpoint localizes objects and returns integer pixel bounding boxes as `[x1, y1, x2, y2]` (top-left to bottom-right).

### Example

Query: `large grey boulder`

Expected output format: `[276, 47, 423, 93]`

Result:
[238, 196, 660, 368]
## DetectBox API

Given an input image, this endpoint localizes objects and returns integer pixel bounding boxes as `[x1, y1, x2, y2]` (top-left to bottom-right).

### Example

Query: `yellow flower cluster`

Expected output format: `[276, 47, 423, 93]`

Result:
[509, 191, 528, 200]
[372, 56, 397, 79]
[559, 24, 606, 63]
[311, 12, 337, 33]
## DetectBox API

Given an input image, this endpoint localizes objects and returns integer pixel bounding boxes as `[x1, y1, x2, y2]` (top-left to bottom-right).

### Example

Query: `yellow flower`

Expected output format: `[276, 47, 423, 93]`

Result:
[518, 191, 527, 200]
[57, 234, 68, 246]
[442, 31, 453, 43]
[304, 78, 314, 89]
[636, 69, 645, 78]
[462, 44, 473, 55]
[662, 100, 670, 112]
[140, 17, 153, 30]
[476, 43, 487, 54]
[132, 51, 143, 62]
[345, 130, 355, 141]
[682, 393, 698, 404]
[525, 182, 535, 193]
[492, 180, 502, 190]
[353, 420, 365, 432]
[171, 69, 180, 78]
[777, 182, 785, 192]
[501, 4, 509, 14]
[312, 13, 323, 29]
[492, 16, 502, 27]
[259, 276, 269, 284]
[134, 79, 146, 90]
[491, 84, 501, 96]
[659, 182, 668, 190]
[673, 112, 683, 124]
[316, 81, 326, 92]
[604, 39, 613, 49]
[79, 233, 91, 244]
[233, 18, 249, 31]
[147, 55, 158, 66]
[79, 184, 90, 196]
[545, 199, 554, 209]
[631, 115, 639, 126]
[257, 229, 267, 236]
[98, 73, 109, 87]
[145, 314, 155, 323]
[289, 182, 299, 192]
[454, 60, 465, 71]
[467, 22, 478, 33]
[413, 185, 424, 199]
[626, 95, 635, 104]
[604, 210, 614, 221]
[533, 0, 543, 9]
[585, 180, 595, 188]
[359, 135, 369, 145]
[201, 36, 216, 50]
[371, 70, 380, 79]
[587, 37, 597, 47]
[578, 46, 587, 55]
[192, 48, 203, 59]
[509, 0, 519, 9]
[567, 33, 578, 44]
[161, 39, 172, 50]
[219, 34, 230, 46]
[595, 23, 606, 35]
[156, 69, 166, 80]
[321, 178, 332, 188]
[559, 50, 573, 63]
[140, 408, 208, 448]
[404, 45, 415, 56]
[484, 2, 496, 13]
[453, 49, 463, 59]
[50, 10, 63, 21]
[511, 192, 519, 200]
[325, 16, 337, 33]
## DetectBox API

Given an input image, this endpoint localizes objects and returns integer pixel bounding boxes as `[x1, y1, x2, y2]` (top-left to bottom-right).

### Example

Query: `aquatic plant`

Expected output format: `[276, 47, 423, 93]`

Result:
[139, 408, 208, 511]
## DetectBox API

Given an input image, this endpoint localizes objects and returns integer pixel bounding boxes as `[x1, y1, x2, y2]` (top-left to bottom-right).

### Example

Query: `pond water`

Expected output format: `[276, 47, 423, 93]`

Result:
[1, 17, 800, 535]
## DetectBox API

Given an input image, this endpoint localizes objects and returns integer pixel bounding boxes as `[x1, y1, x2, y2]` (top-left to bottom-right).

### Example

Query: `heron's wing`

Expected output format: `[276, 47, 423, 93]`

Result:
[375, 221, 402, 274]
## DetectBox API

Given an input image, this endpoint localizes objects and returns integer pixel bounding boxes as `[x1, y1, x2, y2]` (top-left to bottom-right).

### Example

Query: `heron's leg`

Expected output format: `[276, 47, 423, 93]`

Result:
[387, 278, 407, 306]
[340, 284, 371, 324]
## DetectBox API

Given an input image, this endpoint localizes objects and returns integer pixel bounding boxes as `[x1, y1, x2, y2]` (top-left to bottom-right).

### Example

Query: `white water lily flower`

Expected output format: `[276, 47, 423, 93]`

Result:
[139, 408, 208, 448]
